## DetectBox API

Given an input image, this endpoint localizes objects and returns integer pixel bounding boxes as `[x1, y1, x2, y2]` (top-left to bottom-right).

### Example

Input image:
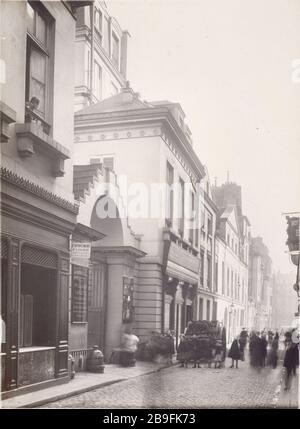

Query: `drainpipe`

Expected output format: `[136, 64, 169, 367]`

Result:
[89, 4, 95, 104]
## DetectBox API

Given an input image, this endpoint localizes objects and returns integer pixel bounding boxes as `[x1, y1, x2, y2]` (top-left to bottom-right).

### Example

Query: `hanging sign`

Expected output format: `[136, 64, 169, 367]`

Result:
[71, 242, 91, 268]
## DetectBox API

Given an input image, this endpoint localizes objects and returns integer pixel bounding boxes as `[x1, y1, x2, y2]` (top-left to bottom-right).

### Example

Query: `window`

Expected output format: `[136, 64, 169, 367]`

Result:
[231, 270, 234, 297]
[207, 213, 212, 236]
[227, 268, 230, 296]
[200, 250, 204, 285]
[227, 233, 230, 244]
[214, 259, 218, 293]
[94, 62, 102, 100]
[199, 298, 203, 320]
[166, 162, 174, 225]
[90, 157, 101, 165]
[206, 300, 211, 321]
[94, 8, 102, 39]
[178, 178, 184, 235]
[112, 32, 120, 69]
[71, 265, 88, 323]
[207, 254, 212, 289]
[201, 210, 205, 232]
[189, 191, 195, 245]
[25, 2, 53, 127]
[103, 16, 110, 53]
[222, 261, 225, 295]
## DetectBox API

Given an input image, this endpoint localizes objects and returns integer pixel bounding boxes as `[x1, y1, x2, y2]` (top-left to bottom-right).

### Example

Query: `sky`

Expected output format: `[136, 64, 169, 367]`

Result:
[108, 0, 300, 274]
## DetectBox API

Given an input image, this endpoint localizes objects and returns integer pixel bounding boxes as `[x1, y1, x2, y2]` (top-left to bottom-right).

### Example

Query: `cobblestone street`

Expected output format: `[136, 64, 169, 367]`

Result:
[39, 357, 287, 409]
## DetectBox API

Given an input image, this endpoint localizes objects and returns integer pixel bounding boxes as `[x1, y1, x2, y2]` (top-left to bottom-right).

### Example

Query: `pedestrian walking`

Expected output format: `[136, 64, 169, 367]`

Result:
[267, 332, 279, 369]
[249, 331, 263, 368]
[177, 335, 193, 368]
[283, 333, 299, 390]
[260, 333, 268, 367]
[228, 337, 241, 368]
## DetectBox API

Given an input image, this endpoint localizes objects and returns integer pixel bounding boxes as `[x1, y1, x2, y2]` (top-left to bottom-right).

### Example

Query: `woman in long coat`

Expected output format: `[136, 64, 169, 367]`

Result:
[228, 337, 241, 368]
[267, 333, 279, 369]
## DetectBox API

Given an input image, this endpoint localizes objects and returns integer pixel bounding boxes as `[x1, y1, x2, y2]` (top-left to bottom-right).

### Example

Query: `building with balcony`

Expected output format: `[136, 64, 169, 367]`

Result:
[73, 86, 206, 348]
[74, 0, 129, 111]
[212, 182, 250, 343]
[0, 0, 93, 396]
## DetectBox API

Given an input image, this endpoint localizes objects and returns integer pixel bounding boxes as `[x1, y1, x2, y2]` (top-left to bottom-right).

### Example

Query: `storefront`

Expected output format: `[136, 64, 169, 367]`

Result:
[0, 168, 77, 396]
[162, 228, 200, 347]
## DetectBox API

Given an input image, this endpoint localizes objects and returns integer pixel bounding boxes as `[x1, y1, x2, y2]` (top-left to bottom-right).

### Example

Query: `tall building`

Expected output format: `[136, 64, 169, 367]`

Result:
[198, 168, 218, 323]
[212, 182, 250, 342]
[0, 0, 93, 395]
[74, 1, 129, 111]
[73, 87, 206, 351]
[248, 236, 273, 330]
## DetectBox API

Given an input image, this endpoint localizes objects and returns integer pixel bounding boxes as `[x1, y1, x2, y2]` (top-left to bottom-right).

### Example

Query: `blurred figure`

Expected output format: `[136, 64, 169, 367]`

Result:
[228, 336, 241, 368]
[260, 332, 268, 367]
[249, 331, 263, 369]
[283, 332, 299, 390]
[267, 332, 279, 369]
[120, 327, 139, 367]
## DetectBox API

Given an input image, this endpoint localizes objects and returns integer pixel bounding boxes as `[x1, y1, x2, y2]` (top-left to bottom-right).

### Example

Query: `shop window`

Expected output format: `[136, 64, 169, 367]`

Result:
[122, 277, 134, 323]
[71, 265, 88, 323]
[20, 259, 57, 348]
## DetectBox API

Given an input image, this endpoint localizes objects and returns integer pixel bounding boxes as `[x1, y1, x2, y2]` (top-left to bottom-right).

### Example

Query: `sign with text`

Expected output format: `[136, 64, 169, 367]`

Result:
[71, 242, 91, 268]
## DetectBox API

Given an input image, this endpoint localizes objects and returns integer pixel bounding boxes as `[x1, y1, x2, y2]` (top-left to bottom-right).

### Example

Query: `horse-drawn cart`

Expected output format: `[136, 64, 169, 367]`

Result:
[177, 320, 226, 368]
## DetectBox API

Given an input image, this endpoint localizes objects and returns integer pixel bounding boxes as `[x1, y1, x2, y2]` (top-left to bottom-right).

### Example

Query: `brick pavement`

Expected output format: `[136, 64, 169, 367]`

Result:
[39, 358, 286, 409]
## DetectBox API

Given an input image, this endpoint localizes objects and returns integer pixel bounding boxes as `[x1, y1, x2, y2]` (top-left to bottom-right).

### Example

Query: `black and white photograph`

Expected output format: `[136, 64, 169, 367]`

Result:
[0, 0, 299, 412]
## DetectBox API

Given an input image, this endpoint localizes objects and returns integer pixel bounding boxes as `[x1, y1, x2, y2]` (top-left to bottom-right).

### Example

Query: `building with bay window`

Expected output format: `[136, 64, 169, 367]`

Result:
[0, 0, 93, 396]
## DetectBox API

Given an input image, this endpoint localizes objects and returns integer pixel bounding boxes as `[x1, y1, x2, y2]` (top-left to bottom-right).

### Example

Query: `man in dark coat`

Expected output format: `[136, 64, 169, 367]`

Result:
[283, 338, 299, 390]
[228, 337, 241, 368]
[249, 332, 263, 368]
[260, 333, 268, 367]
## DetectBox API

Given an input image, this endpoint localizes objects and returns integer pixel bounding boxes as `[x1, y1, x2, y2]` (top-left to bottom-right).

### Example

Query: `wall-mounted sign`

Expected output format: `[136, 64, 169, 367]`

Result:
[71, 242, 91, 268]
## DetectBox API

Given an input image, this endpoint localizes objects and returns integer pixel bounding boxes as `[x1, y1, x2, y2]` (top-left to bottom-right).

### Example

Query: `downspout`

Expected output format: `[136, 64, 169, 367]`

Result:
[89, 4, 95, 104]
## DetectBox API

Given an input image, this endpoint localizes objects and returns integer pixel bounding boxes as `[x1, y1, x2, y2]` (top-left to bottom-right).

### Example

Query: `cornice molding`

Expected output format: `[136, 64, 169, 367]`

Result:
[75, 108, 205, 184]
[0, 167, 79, 214]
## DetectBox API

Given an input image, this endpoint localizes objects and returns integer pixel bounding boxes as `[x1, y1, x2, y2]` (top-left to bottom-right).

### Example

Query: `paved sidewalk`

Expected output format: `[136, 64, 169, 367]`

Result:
[0, 361, 173, 409]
